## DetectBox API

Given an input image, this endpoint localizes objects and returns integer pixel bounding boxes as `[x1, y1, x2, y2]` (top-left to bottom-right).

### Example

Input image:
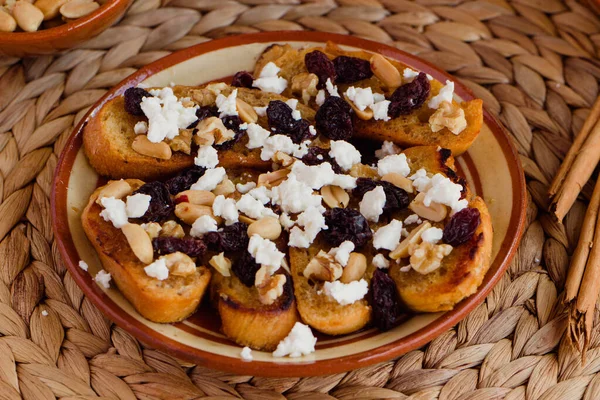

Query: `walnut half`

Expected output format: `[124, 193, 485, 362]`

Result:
[429, 101, 467, 135]
[409, 241, 453, 274]
[303, 250, 343, 282]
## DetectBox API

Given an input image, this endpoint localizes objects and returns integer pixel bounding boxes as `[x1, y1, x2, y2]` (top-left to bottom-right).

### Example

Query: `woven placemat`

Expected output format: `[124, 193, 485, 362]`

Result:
[0, 0, 597, 398]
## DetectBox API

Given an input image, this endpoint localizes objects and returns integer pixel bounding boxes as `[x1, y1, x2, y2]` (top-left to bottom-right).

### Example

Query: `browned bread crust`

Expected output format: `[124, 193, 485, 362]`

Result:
[81, 179, 211, 323]
[210, 272, 299, 351]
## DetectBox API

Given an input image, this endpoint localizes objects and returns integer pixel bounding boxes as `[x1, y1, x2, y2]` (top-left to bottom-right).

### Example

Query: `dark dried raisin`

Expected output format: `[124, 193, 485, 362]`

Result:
[215, 115, 244, 150]
[443, 208, 481, 246]
[204, 222, 249, 252]
[124, 87, 152, 116]
[388, 72, 430, 118]
[132, 181, 174, 222]
[231, 71, 254, 88]
[301, 147, 342, 174]
[353, 178, 410, 213]
[315, 96, 353, 141]
[333, 56, 373, 83]
[266, 100, 310, 143]
[188, 106, 218, 129]
[323, 208, 372, 247]
[305, 50, 336, 88]
[152, 237, 206, 258]
[371, 269, 402, 331]
[232, 251, 261, 287]
[164, 166, 206, 195]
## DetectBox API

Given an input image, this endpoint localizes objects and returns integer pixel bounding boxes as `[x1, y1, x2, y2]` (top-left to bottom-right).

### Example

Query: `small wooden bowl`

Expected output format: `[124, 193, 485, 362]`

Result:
[0, 0, 132, 57]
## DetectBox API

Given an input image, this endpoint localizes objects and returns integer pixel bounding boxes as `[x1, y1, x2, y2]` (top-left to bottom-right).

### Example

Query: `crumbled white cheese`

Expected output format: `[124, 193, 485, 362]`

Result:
[236, 181, 256, 194]
[286, 99, 302, 120]
[279, 213, 295, 231]
[247, 186, 272, 205]
[246, 123, 271, 150]
[370, 100, 391, 121]
[215, 89, 238, 117]
[328, 241, 355, 266]
[321, 279, 369, 306]
[99, 197, 128, 228]
[402, 228, 410, 237]
[273, 322, 317, 358]
[252, 62, 288, 94]
[428, 80, 454, 109]
[78, 260, 89, 271]
[212, 195, 239, 225]
[373, 220, 403, 250]
[125, 193, 151, 218]
[194, 145, 219, 169]
[308, 125, 317, 136]
[270, 174, 323, 214]
[373, 93, 386, 102]
[134, 121, 148, 134]
[359, 186, 386, 223]
[375, 141, 401, 159]
[236, 194, 277, 219]
[144, 258, 169, 280]
[421, 227, 444, 244]
[260, 135, 296, 161]
[410, 169, 468, 212]
[141, 87, 198, 143]
[248, 235, 285, 274]
[291, 161, 335, 190]
[329, 140, 361, 171]
[95, 269, 112, 289]
[241, 346, 253, 361]
[325, 78, 339, 97]
[239, 122, 248, 130]
[292, 140, 311, 158]
[190, 215, 218, 237]
[254, 105, 268, 117]
[190, 167, 226, 191]
[315, 89, 326, 106]
[41, 310, 48, 317]
[399, 265, 412, 272]
[332, 174, 357, 190]
[373, 254, 390, 269]
[404, 214, 422, 225]
[345, 86, 374, 111]
[377, 153, 410, 177]
[288, 206, 327, 248]
[403, 68, 419, 81]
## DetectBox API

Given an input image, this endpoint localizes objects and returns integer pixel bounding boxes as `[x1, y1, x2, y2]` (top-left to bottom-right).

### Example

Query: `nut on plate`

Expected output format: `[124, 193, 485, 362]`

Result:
[175, 203, 218, 225]
[160, 220, 185, 238]
[429, 101, 467, 135]
[344, 94, 373, 121]
[142, 222, 162, 239]
[409, 241, 453, 274]
[168, 129, 193, 155]
[390, 221, 432, 260]
[340, 252, 367, 283]
[381, 173, 413, 193]
[209, 253, 232, 277]
[175, 190, 215, 206]
[304, 250, 343, 282]
[258, 169, 290, 188]
[236, 98, 258, 123]
[291, 72, 319, 104]
[370, 54, 402, 89]
[248, 217, 282, 240]
[195, 117, 234, 145]
[95, 180, 132, 203]
[321, 185, 349, 208]
[256, 272, 286, 305]
[162, 252, 196, 276]
[121, 223, 154, 264]
[132, 135, 172, 160]
[409, 193, 447, 222]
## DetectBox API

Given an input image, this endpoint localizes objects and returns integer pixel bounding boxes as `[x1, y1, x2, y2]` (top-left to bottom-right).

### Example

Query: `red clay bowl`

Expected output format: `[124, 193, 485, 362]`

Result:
[0, 0, 132, 57]
[51, 31, 527, 377]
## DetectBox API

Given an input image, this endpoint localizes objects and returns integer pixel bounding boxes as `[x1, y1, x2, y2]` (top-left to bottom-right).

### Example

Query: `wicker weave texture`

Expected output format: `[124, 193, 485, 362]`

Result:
[0, 0, 597, 398]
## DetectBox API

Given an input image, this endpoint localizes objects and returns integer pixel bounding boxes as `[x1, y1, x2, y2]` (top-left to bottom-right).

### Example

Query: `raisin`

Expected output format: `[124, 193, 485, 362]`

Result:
[371, 269, 402, 331]
[443, 208, 481, 246]
[323, 208, 372, 247]
[152, 237, 206, 258]
[266, 100, 310, 143]
[215, 115, 244, 150]
[301, 147, 343, 174]
[124, 87, 152, 116]
[188, 106, 218, 129]
[333, 56, 373, 83]
[388, 72, 430, 118]
[305, 50, 336, 89]
[231, 71, 254, 88]
[132, 181, 174, 222]
[232, 251, 261, 287]
[353, 178, 410, 213]
[315, 96, 354, 141]
[164, 166, 206, 195]
[204, 222, 249, 252]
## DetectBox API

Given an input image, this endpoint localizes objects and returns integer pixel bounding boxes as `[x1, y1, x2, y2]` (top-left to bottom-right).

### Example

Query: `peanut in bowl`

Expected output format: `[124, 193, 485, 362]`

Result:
[0, 0, 132, 57]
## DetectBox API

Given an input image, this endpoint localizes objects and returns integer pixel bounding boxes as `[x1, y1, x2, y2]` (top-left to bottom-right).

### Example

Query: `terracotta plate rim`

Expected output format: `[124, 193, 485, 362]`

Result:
[51, 31, 527, 377]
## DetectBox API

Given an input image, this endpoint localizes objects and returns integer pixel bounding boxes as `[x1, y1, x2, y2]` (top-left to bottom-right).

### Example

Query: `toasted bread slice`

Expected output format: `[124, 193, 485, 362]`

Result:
[83, 85, 316, 180]
[210, 271, 299, 351]
[254, 43, 483, 155]
[81, 179, 211, 323]
[290, 242, 373, 336]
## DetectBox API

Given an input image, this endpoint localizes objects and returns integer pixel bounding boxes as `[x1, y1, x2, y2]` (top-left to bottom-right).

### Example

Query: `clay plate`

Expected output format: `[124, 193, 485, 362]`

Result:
[52, 32, 527, 377]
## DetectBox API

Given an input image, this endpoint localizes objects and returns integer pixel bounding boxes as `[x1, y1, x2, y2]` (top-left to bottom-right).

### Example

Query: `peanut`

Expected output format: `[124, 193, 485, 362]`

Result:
[34, 0, 70, 20]
[132, 135, 172, 160]
[209, 252, 231, 277]
[344, 94, 373, 121]
[196, 116, 234, 145]
[370, 54, 402, 89]
[381, 173, 413, 193]
[257, 169, 290, 188]
[340, 253, 367, 283]
[236, 98, 258, 123]
[60, 0, 99, 19]
[95, 180, 132, 204]
[174, 190, 215, 206]
[13, 1, 43, 32]
[390, 221, 431, 260]
[213, 179, 235, 196]
[273, 151, 294, 167]
[248, 217, 282, 240]
[409, 192, 447, 222]
[175, 203, 218, 225]
[160, 220, 185, 238]
[0, 9, 16, 31]
[121, 223, 153, 264]
[321, 185, 349, 208]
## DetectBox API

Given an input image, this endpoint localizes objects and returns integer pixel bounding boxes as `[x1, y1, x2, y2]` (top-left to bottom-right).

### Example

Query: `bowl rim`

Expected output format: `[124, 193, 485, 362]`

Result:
[0, 0, 127, 43]
[51, 31, 528, 377]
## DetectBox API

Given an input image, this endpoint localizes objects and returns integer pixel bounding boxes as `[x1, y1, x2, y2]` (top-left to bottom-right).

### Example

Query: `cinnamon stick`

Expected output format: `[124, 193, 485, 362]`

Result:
[550, 95, 600, 197]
